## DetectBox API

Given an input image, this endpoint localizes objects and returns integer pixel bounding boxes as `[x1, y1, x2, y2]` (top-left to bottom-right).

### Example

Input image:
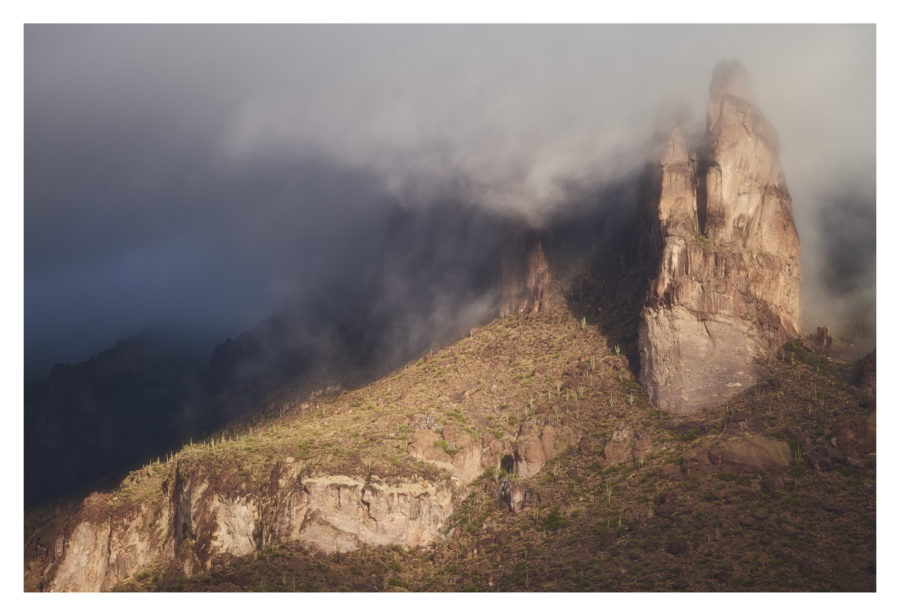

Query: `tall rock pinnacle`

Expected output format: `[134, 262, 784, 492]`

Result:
[499, 230, 552, 317]
[637, 61, 801, 414]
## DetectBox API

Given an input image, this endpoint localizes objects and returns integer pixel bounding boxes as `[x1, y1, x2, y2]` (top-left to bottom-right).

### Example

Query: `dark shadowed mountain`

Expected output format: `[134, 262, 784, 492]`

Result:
[24, 335, 206, 505]
[27, 196, 612, 506]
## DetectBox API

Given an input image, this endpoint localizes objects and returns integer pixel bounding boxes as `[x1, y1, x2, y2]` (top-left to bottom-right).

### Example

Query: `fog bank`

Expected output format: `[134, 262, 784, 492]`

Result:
[25, 25, 875, 377]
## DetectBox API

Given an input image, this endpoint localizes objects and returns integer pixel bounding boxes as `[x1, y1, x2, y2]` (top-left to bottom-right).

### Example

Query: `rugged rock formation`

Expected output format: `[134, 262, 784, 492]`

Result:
[638, 61, 801, 414]
[499, 231, 552, 317]
[407, 427, 492, 482]
[30, 414, 577, 591]
[512, 421, 579, 479]
[409, 418, 577, 486]
[812, 326, 833, 351]
[26, 458, 463, 591]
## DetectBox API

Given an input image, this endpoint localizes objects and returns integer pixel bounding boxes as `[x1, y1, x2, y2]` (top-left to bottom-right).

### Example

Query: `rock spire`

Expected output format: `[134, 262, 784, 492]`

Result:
[499, 230, 552, 317]
[637, 61, 801, 414]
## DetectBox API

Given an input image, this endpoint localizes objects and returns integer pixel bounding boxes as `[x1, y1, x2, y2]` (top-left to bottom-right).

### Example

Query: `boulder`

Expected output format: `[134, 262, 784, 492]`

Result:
[682, 433, 791, 475]
[512, 422, 579, 479]
[407, 430, 451, 465]
[513, 425, 546, 478]
[540, 424, 558, 459]
[603, 425, 636, 466]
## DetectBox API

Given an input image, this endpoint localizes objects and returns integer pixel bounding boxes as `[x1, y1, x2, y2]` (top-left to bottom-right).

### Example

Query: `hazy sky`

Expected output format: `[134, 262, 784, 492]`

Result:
[24, 25, 875, 377]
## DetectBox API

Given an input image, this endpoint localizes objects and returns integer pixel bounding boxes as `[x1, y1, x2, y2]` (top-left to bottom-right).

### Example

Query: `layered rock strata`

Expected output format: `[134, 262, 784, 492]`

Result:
[26, 459, 462, 592]
[638, 61, 801, 414]
[28, 419, 574, 591]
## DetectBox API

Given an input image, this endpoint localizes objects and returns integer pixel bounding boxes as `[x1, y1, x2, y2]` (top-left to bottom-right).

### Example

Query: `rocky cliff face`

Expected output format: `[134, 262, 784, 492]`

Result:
[638, 61, 801, 414]
[26, 458, 464, 591]
[499, 231, 552, 317]
[27, 403, 578, 591]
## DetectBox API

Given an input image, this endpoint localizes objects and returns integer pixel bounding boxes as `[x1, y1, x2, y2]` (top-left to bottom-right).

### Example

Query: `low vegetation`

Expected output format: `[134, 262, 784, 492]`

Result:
[28, 292, 875, 592]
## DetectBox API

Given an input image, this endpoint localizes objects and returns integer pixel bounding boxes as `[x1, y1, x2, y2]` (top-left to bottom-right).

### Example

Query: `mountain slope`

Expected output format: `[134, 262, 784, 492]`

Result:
[24, 201, 525, 507]
[25, 286, 875, 591]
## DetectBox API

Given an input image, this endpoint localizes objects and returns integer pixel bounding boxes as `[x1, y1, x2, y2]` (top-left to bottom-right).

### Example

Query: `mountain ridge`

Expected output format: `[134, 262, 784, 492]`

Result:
[24, 61, 876, 592]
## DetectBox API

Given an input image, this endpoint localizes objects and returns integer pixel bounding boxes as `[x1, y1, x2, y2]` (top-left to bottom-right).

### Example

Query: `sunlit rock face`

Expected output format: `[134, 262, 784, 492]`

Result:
[638, 61, 801, 415]
[32, 459, 463, 591]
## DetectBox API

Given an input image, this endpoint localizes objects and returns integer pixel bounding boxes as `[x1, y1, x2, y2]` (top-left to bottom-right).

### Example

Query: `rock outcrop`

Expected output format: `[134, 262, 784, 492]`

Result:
[681, 433, 792, 476]
[26, 383, 583, 592]
[512, 421, 579, 479]
[30, 415, 576, 591]
[638, 61, 801, 414]
[499, 231, 552, 317]
[26, 459, 462, 591]
[602, 425, 653, 467]
[500, 479, 541, 513]
[407, 428, 488, 482]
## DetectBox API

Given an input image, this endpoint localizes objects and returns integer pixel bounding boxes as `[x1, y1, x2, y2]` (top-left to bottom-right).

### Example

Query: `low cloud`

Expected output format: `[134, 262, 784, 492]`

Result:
[25, 24, 875, 377]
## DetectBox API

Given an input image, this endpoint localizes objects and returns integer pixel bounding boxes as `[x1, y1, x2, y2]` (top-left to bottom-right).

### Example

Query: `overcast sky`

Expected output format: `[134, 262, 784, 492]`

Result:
[24, 25, 875, 378]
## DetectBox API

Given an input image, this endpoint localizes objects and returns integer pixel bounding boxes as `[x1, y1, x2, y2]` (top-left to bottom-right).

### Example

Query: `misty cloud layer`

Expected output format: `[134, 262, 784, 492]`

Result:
[25, 25, 875, 379]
